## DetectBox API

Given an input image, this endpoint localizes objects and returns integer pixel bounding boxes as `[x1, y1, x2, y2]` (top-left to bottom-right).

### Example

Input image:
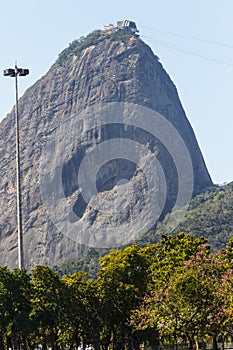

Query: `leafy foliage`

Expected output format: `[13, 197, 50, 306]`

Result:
[108, 30, 137, 43]
[55, 30, 103, 66]
[53, 248, 110, 278]
[52, 28, 140, 69]
[155, 182, 233, 249]
[0, 234, 232, 350]
[130, 241, 233, 350]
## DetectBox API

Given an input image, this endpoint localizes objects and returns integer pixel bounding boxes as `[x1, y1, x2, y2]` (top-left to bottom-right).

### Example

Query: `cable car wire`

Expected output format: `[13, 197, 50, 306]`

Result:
[141, 26, 233, 49]
[141, 35, 233, 68]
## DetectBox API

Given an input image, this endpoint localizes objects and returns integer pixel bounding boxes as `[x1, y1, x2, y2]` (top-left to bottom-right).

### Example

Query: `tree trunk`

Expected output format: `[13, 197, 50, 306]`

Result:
[213, 334, 218, 350]
[132, 334, 140, 350]
[6, 335, 13, 350]
[195, 335, 199, 350]
[72, 326, 79, 350]
[0, 335, 4, 350]
[188, 335, 194, 350]
[151, 343, 160, 350]
[42, 336, 47, 350]
[93, 335, 101, 350]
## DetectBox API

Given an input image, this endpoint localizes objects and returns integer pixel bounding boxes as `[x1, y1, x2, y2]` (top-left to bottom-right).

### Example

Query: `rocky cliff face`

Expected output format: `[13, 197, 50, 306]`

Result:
[0, 29, 212, 268]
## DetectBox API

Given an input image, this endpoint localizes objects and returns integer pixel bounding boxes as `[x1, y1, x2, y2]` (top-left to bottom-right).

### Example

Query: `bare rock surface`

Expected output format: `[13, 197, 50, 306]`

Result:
[0, 30, 212, 268]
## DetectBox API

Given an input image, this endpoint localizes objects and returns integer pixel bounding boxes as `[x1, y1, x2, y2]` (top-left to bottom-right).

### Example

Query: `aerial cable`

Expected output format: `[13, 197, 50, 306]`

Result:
[141, 35, 233, 68]
[141, 25, 233, 49]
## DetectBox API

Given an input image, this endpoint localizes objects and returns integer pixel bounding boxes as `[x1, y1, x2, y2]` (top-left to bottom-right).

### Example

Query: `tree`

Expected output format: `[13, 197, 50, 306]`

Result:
[97, 245, 152, 350]
[29, 265, 66, 350]
[130, 237, 233, 350]
[0, 266, 14, 350]
[130, 234, 215, 350]
[0, 267, 31, 350]
[7, 268, 31, 350]
[62, 272, 101, 350]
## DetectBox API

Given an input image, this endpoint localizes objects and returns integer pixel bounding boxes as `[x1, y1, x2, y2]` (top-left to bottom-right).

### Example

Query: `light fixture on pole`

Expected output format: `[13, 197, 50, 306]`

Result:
[3, 64, 29, 269]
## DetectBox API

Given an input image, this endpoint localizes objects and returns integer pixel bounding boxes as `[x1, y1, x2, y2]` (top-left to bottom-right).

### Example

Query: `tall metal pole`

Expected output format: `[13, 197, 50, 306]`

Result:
[3, 64, 29, 269]
[14, 65, 24, 269]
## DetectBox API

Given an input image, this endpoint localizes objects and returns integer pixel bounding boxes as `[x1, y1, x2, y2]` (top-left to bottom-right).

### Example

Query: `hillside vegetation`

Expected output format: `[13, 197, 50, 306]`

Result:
[55, 29, 139, 67]
[154, 181, 233, 249]
[54, 181, 233, 277]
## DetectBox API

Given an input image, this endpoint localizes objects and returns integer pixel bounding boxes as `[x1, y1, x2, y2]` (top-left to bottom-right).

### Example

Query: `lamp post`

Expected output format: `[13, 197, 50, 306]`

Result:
[3, 64, 29, 269]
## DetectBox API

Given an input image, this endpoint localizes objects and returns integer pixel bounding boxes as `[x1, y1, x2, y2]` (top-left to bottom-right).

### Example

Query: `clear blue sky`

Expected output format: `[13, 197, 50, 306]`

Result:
[1, 0, 233, 184]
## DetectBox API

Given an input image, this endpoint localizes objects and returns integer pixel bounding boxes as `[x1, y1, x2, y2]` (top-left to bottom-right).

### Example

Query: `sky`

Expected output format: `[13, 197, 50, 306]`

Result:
[0, 0, 233, 185]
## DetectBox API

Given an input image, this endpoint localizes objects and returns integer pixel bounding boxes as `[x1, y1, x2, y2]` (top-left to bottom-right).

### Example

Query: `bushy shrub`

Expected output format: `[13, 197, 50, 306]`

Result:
[56, 30, 104, 66]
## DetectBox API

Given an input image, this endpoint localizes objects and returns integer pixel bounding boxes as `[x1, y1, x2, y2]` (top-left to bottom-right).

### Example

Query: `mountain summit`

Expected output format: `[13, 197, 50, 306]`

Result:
[0, 23, 212, 268]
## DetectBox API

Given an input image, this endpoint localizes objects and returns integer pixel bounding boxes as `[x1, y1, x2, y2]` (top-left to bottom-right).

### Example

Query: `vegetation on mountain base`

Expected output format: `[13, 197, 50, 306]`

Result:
[155, 182, 233, 249]
[0, 233, 232, 350]
[54, 182, 233, 278]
